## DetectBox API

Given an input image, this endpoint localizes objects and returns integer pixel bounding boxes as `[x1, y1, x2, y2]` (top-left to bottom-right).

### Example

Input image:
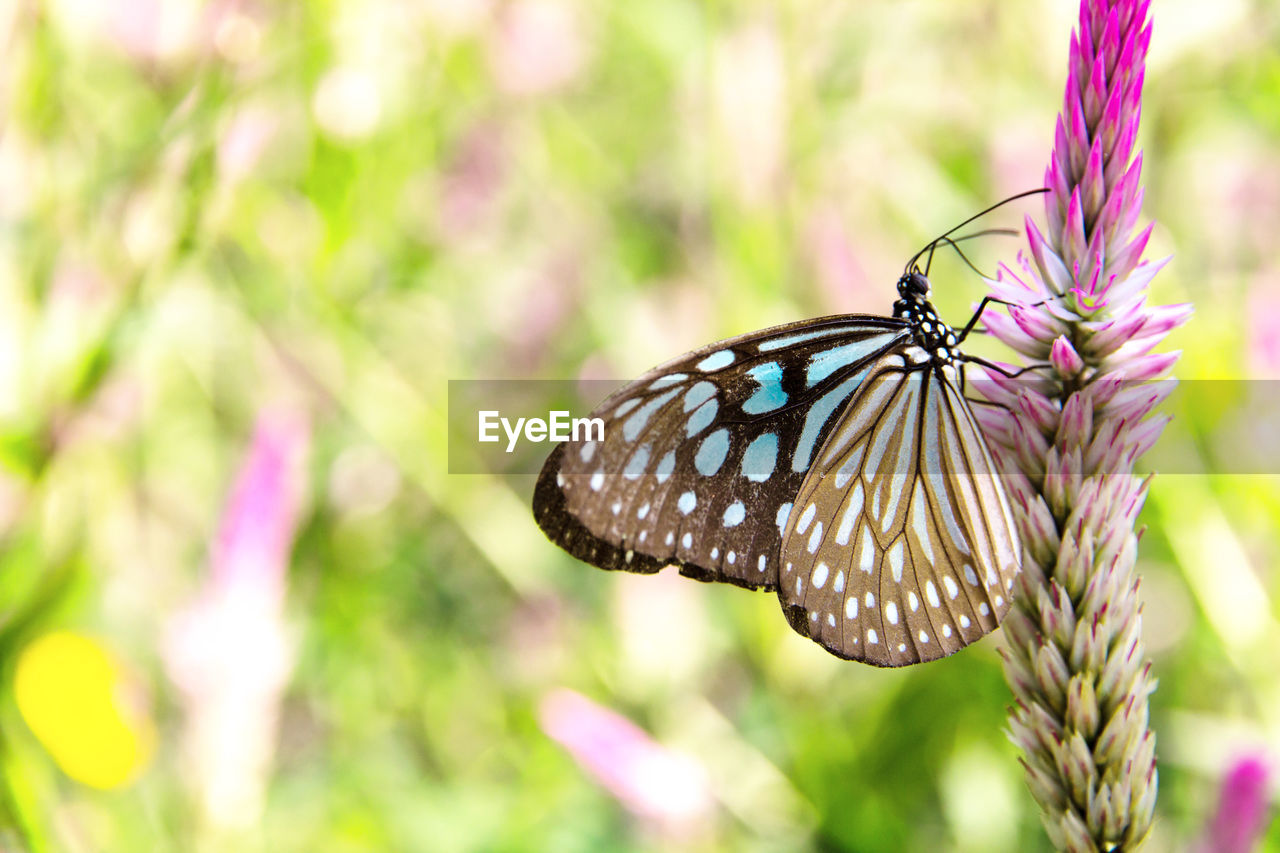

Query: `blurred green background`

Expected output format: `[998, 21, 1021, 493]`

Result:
[0, 0, 1277, 850]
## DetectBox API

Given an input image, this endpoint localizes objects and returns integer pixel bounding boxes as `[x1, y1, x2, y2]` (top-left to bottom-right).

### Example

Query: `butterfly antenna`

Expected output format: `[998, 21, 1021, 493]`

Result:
[906, 188, 1048, 274]
[922, 228, 1020, 277]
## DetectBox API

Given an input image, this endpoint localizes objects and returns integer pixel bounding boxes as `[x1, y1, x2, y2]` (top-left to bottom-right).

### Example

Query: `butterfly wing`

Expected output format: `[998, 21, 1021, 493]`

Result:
[776, 347, 1021, 666]
[533, 315, 910, 591]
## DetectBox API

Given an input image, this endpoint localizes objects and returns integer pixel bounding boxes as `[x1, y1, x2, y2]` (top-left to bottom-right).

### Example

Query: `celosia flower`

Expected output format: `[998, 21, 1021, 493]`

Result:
[975, 0, 1191, 850]
[163, 413, 307, 830]
[1197, 755, 1273, 853]
[538, 688, 714, 837]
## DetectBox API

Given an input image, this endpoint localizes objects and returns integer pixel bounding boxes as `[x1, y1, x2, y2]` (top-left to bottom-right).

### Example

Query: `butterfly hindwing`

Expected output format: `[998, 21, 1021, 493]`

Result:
[777, 349, 1021, 666]
[533, 315, 911, 591]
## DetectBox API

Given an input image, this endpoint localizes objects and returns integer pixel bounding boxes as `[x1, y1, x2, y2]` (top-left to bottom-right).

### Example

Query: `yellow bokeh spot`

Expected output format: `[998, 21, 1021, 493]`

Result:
[14, 631, 155, 790]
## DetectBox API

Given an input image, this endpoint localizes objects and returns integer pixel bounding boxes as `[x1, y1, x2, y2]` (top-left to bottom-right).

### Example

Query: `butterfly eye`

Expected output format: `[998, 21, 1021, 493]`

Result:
[903, 273, 931, 298]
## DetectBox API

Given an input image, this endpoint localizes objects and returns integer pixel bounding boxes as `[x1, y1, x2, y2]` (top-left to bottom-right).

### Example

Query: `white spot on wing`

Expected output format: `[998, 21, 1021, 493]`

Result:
[835, 483, 864, 546]
[807, 521, 824, 554]
[887, 539, 905, 583]
[796, 503, 817, 535]
[812, 562, 829, 589]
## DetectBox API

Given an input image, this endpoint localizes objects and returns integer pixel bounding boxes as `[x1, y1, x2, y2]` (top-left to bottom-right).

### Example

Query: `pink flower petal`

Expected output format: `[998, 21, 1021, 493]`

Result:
[539, 689, 713, 833]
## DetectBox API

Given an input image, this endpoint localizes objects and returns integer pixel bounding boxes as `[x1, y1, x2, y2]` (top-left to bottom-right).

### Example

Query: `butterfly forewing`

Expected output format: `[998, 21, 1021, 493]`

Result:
[533, 316, 910, 591]
[777, 351, 1021, 666]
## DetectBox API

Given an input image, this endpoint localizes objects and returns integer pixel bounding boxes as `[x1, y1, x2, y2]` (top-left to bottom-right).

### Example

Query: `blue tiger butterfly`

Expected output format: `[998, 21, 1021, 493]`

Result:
[533, 191, 1045, 666]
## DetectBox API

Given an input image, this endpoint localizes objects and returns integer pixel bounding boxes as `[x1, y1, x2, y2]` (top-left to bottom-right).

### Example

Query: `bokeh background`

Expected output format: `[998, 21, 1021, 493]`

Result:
[0, 0, 1277, 850]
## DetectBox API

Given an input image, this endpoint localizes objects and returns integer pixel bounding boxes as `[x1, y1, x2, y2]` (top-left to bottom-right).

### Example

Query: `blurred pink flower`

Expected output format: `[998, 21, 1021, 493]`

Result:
[217, 106, 278, 183]
[489, 0, 587, 96]
[1246, 281, 1280, 378]
[163, 412, 308, 830]
[439, 121, 507, 242]
[539, 688, 714, 837]
[805, 205, 876, 312]
[1198, 755, 1273, 853]
[82, 0, 247, 63]
[207, 413, 306, 595]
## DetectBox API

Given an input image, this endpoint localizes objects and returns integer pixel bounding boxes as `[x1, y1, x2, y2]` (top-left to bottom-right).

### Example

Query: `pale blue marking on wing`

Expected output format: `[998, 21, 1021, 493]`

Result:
[697, 350, 735, 371]
[805, 333, 900, 388]
[624, 444, 651, 480]
[723, 501, 746, 527]
[622, 387, 681, 442]
[685, 399, 718, 437]
[776, 502, 792, 533]
[741, 432, 779, 482]
[758, 324, 900, 352]
[655, 450, 676, 484]
[683, 381, 717, 412]
[650, 373, 688, 389]
[792, 371, 869, 472]
[695, 429, 731, 475]
[742, 361, 787, 415]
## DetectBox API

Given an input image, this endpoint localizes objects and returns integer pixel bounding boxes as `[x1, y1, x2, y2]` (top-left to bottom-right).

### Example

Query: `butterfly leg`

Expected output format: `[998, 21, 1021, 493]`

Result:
[955, 297, 1017, 343]
[954, 293, 1070, 343]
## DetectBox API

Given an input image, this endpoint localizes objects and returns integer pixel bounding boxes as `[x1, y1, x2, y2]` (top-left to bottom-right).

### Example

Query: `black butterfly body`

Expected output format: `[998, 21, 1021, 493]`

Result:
[532, 270, 1021, 667]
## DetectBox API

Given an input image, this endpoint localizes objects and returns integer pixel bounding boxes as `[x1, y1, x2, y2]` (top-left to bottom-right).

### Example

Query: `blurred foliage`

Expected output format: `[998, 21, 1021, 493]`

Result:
[0, 0, 1277, 850]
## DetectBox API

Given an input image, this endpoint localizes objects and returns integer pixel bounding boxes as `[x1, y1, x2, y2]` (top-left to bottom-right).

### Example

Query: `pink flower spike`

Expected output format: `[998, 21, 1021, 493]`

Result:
[1084, 304, 1148, 356]
[1084, 50, 1108, 125]
[163, 411, 309, 830]
[1018, 388, 1061, 435]
[1109, 221, 1155, 281]
[1198, 755, 1273, 853]
[210, 414, 309, 595]
[1009, 303, 1062, 344]
[982, 310, 1054, 358]
[985, 3, 1178, 842]
[1104, 254, 1168, 307]
[1104, 381, 1173, 421]
[1058, 393, 1093, 451]
[539, 689, 714, 835]
[1132, 303, 1192, 342]
[1113, 350, 1179, 381]
[1121, 413, 1170, 461]
[1063, 188, 1088, 263]
[1025, 215, 1074, 297]
[1051, 336, 1086, 380]
[973, 404, 1016, 444]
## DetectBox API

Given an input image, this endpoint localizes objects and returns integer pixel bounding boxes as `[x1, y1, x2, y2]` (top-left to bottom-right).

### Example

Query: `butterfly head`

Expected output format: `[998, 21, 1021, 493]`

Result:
[894, 269, 960, 365]
[897, 270, 932, 303]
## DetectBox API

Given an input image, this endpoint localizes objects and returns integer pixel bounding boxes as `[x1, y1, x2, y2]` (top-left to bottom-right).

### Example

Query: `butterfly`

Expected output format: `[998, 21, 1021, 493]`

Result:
[533, 193, 1043, 667]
